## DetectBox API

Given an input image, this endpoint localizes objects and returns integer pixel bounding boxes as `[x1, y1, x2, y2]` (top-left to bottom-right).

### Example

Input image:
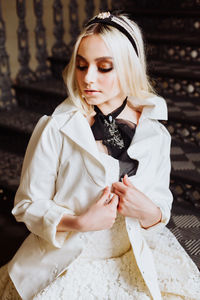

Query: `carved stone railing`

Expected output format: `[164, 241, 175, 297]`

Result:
[16, 0, 36, 84]
[99, 0, 109, 11]
[52, 0, 68, 58]
[0, 0, 110, 107]
[33, 0, 51, 80]
[68, 0, 80, 53]
[0, 0, 200, 109]
[83, 0, 95, 26]
[0, 0, 16, 109]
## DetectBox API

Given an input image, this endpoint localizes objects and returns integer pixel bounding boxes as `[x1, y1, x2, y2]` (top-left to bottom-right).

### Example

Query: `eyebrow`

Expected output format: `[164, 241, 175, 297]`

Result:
[76, 54, 113, 62]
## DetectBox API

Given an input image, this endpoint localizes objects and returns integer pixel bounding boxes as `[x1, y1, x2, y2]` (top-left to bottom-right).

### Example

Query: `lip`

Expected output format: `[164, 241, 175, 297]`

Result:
[84, 89, 100, 95]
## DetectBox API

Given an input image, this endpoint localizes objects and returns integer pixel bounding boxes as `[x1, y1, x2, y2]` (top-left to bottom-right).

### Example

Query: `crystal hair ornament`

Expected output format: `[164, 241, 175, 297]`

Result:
[86, 12, 139, 56]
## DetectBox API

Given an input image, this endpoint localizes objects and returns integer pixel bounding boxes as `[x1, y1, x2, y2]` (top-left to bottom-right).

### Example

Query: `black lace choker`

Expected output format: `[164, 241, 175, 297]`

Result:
[91, 97, 138, 178]
[91, 97, 127, 149]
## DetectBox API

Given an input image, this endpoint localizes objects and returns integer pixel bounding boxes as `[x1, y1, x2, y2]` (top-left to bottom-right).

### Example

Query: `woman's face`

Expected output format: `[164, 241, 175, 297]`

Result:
[75, 34, 125, 113]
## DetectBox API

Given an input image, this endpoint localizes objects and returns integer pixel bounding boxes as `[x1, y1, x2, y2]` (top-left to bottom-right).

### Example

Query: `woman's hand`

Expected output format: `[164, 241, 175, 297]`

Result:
[112, 175, 162, 229]
[78, 187, 119, 232]
[57, 187, 118, 233]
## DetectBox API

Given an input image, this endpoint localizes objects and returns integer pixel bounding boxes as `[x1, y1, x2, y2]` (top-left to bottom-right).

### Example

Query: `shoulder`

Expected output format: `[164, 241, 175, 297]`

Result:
[34, 98, 78, 133]
[151, 120, 171, 155]
[152, 119, 171, 137]
[51, 98, 78, 128]
[150, 119, 171, 141]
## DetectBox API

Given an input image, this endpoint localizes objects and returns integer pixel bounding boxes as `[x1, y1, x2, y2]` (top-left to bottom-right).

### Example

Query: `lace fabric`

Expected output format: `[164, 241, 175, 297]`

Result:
[0, 224, 199, 300]
[33, 224, 200, 300]
[0, 137, 200, 300]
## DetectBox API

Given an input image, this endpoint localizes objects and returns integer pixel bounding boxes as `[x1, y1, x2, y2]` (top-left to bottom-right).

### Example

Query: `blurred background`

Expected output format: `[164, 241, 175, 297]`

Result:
[0, 0, 200, 269]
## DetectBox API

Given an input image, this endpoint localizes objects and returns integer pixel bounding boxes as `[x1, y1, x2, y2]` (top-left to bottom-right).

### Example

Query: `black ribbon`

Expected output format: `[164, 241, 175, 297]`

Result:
[91, 97, 127, 142]
[91, 97, 139, 179]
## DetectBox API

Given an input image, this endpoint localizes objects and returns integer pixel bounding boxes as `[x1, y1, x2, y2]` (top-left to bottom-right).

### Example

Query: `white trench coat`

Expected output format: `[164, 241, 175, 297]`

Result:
[8, 95, 173, 300]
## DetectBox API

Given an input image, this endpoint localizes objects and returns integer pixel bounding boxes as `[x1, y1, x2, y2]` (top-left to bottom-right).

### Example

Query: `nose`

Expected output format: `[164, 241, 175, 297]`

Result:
[84, 65, 97, 85]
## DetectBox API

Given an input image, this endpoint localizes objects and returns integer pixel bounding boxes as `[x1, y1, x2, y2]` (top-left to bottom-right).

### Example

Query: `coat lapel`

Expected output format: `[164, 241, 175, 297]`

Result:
[55, 95, 168, 186]
[127, 95, 168, 161]
[60, 111, 107, 186]
[128, 119, 160, 160]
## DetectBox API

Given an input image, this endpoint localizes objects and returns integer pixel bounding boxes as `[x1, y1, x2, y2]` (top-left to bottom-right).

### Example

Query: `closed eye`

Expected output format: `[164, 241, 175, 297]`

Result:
[76, 65, 88, 71]
[76, 65, 113, 73]
[98, 67, 113, 73]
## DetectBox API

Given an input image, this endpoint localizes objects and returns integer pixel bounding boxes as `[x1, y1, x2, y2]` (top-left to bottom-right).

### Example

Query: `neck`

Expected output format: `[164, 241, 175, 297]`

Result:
[96, 95, 127, 115]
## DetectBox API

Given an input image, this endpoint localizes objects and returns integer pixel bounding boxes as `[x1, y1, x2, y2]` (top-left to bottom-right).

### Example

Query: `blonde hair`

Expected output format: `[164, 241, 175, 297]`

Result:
[62, 13, 155, 114]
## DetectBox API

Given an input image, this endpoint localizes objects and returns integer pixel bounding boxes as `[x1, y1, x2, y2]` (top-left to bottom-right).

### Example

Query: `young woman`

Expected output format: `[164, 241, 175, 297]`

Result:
[0, 12, 199, 300]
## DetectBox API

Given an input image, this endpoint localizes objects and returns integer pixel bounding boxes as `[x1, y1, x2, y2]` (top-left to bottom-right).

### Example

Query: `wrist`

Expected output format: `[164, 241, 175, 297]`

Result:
[57, 214, 82, 232]
[139, 206, 162, 229]
[76, 213, 91, 232]
[76, 214, 85, 231]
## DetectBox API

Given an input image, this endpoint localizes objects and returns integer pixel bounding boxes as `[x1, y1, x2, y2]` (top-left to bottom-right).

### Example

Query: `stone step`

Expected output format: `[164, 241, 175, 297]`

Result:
[0, 138, 199, 212]
[147, 34, 199, 47]
[0, 151, 200, 269]
[0, 150, 23, 194]
[146, 35, 200, 65]
[0, 211, 29, 266]
[2, 96, 199, 129]
[166, 97, 200, 127]
[13, 77, 67, 115]
[27, 56, 200, 105]
[0, 107, 42, 154]
[1, 201, 200, 269]
[164, 99, 200, 147]
[171, 139, 200, 186]
[0, 95, 199, 158]
[150, 61, 200, 80]
[167, 202, 200, 270]
[149, 61, 200, 101]
[132, 13, 200, 35]
[170, 140, 200, 209]
[48, 56, 68, 80]
[128, 6, 200, 14]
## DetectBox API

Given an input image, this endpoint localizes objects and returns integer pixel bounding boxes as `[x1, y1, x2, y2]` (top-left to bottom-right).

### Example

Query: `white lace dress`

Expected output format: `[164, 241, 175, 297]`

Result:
[0, 153, 200, 300]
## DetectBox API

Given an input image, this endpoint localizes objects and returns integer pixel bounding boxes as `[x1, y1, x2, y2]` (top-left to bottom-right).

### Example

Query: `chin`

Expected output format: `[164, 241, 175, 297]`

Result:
[84, 97, 104, 106]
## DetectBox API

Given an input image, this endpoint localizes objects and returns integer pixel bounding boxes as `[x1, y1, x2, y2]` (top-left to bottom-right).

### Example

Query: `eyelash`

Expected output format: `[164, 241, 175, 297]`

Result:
[76, 65, 113, 73]
[99, 67, 113, 73]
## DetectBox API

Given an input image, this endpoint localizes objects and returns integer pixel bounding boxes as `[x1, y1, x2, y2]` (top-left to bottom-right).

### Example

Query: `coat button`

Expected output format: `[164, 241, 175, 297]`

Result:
[127, 224, 131, 231]
[53, 265, 58, 275]
[79, 233, 87, 241]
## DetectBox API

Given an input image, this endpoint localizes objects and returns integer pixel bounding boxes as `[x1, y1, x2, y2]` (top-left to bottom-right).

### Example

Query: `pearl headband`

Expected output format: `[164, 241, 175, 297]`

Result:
[86, 12, 139, 57]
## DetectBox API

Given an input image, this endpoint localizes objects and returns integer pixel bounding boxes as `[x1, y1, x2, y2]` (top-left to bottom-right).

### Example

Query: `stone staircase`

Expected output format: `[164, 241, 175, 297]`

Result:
[127, 2, 200, 269]
[0, 1, 200, 269]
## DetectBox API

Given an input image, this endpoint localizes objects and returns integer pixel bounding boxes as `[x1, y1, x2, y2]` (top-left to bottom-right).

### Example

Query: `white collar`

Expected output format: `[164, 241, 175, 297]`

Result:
[128, 95, 168, 122]
[52, 95, 168, 123]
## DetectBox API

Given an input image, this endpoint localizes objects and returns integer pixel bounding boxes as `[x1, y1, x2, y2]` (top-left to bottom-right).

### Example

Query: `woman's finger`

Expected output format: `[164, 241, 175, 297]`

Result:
[113, 189, 124, 199]
[98, 186, 110, 204]
[109, 194, 119, 207]
[122, 174, 133, 187]
[112, 182, 127, 193]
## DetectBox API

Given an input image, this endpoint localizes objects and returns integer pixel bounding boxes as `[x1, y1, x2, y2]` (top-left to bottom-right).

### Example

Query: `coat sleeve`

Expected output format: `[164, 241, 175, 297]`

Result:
[140, 124, 173, 236]
[12, 115, 74, 248]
